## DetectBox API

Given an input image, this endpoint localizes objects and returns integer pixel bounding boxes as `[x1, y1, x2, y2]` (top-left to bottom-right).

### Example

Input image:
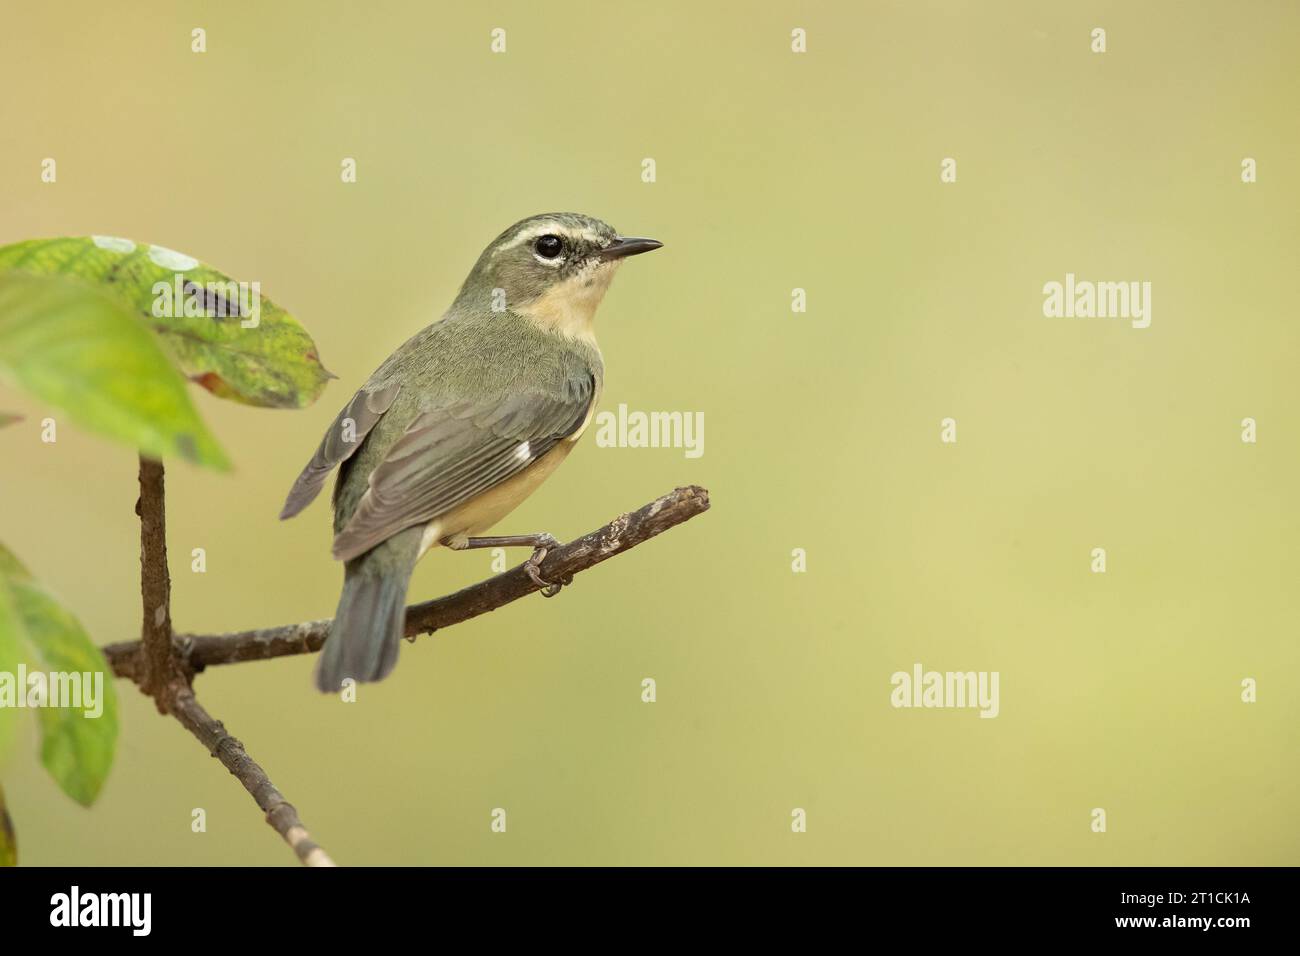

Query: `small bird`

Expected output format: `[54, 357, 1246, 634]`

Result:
[280, 213, 661, 691]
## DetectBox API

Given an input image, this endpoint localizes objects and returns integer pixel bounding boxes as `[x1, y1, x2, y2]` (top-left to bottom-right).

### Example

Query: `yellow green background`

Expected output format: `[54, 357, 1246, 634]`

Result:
[1, 0, 1297, 865]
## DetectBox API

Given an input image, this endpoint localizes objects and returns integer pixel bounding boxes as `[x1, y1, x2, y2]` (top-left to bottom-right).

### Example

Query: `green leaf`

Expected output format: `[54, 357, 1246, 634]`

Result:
[0, 571, 22, 765]
[11, 581, 118, 806]
[0, 541, 29, 581]
[0, 783, 16, 866]
[0, 273, 230, 469]
[0, 237, 333, 409]
[0, 412, 19, 428]
[0, 541, 118, 807]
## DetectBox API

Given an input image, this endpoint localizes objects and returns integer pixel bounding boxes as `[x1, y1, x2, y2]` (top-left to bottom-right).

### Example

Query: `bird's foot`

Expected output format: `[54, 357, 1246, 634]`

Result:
[447, 531, 573, 598]
[524, 537, 572, 597]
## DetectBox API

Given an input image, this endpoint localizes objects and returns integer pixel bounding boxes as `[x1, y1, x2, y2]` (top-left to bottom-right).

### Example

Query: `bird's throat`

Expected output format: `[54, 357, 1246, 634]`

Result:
[516, 261, 619, 346]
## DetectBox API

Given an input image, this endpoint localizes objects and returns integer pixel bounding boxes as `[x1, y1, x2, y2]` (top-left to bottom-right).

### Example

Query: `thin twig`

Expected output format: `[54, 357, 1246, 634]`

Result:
[124, 455, 335, 866]
[103, 484, 710, 676]
[170, 689, 335, 867]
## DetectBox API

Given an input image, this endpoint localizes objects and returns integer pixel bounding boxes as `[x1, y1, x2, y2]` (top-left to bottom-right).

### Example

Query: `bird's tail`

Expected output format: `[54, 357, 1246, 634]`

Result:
[316, 544, 418, 693]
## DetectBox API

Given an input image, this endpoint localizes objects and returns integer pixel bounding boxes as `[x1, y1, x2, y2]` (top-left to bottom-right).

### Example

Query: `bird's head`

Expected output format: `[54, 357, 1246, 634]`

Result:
[456, 212, 661, 340]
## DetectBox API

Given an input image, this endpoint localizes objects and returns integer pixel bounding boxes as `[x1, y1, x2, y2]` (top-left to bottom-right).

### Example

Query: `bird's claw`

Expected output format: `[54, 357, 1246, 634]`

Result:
[525, 541, 571, 598]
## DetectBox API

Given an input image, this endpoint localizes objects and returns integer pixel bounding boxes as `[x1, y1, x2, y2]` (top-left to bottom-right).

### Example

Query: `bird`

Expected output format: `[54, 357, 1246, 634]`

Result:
[279, 212, 662, 691]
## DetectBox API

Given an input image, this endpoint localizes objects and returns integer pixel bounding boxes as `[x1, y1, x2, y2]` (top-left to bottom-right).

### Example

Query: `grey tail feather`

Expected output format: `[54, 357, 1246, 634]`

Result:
[315, 563, 412, 692]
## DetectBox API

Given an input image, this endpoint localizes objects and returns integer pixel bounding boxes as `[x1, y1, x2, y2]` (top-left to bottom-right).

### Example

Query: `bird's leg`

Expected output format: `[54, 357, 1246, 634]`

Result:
[443, 532, 573, 597]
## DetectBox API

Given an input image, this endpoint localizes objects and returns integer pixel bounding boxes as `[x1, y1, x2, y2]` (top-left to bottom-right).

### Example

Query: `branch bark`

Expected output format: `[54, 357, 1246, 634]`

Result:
[170, 689, 335, 866]
[135, 456, 185, 711]
[104, 484, 710, 676]
[107, 479, 708, 865]
[123, 455, 334, 867]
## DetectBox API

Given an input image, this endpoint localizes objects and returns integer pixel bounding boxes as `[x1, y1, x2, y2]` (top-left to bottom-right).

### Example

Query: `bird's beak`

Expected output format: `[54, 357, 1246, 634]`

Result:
[598, 236, 663, 261]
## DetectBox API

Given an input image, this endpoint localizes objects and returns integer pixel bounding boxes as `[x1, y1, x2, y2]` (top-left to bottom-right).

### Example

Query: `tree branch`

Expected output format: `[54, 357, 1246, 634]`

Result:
[106, 479, 707, 865]
[122, 455, 334, 867]
[169, 689, 335, 866]
[104, 484, 710, 676]
[135, 456, 185, 710]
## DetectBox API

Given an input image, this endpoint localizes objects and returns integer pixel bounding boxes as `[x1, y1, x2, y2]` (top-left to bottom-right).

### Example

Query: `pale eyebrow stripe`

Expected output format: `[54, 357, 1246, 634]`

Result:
[493, 223, 603, 255]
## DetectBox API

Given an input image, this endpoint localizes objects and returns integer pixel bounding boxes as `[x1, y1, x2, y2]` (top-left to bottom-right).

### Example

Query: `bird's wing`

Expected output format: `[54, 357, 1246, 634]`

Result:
[279, 383, 402, 519]
[330, 374, 595, 561]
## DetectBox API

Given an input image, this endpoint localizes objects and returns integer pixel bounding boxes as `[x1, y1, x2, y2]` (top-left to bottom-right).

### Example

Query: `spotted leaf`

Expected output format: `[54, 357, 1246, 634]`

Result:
[0, 272, 229, 469]
[0, 236, 333, 409]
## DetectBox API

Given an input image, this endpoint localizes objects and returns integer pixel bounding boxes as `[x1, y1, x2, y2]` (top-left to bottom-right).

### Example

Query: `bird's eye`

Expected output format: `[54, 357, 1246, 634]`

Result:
[534, 235, 564, 259]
